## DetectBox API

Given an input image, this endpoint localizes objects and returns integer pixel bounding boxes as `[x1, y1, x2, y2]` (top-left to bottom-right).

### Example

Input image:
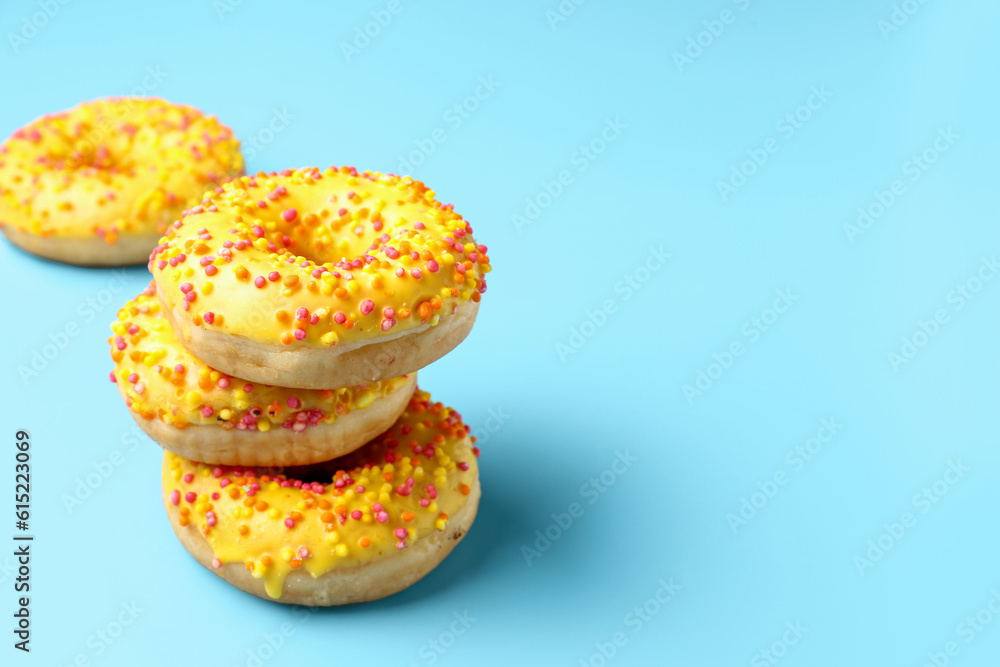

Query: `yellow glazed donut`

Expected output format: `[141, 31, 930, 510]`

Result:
[149, 166, 490, 389]
[162, 390, 480, 605]
[0, 97, 244, 266]
[110, 282, 416, 467]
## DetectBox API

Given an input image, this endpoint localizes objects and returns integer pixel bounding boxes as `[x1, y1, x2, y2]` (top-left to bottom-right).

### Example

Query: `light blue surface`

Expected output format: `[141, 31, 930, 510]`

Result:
[1, 0, 999, 664]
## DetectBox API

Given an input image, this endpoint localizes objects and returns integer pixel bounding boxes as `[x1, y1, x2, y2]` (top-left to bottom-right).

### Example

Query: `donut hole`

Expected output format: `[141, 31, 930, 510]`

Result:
[228, 440, 393, 487]
[265, 209, 388, 267]
[242, 175, 430, 268]
[46, 133, 134, 172]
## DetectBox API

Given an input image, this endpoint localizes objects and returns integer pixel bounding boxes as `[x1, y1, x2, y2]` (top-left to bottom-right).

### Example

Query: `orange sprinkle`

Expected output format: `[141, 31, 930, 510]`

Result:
[401, 512, 415, 522]
[359, 537, 371, 548]
[459, 484, 470, 495]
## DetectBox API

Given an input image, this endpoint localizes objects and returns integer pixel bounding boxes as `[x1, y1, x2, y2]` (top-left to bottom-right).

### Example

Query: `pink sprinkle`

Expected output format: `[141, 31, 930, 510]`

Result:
[458, 462, 470, 471]
[294, 328, 306, 340]
[203, 312, 215, 324]
[201, 406, 214, 418]
[128, 373, 138, 384]
[395, 527, 408, 539]
[169, 490, 180, 506]
[410, 268, 422, 279]
[413, 222, 425, 229]
[338, 208, 347, 216]
[355, 485, 366, 493]
[381, 318, 396, 331]
[282, 208, 298, 222]
[383, 307, 395, 319]
[360, 299, 374, 315]
[254, 276, 266, 288]
[183, 473, 194, 483]
[109, 372, 117, 383]
[220, 478, 231, 488]
[205, 265, 218, 276]
[284, 518, 295, 529]
[212, 558, 221, 569]
[185, 492, 196, 503]
[179, 283, 193, 293]
[334, 312, 346, 324]
[376, 511, 389, 523]
[298, 547, 309, 559]
[385, 247, 399, 259]
[184, 292, 197, 302]
[174, 364, 186, 374]
[217, 377, 229, 389]
[295, 307, 309, 320]
[244, 384, 254, 392]
[212, 467, 223, 478]
[426, 260, 439, 272]
[395, 267, 405, 277]
[287, 396, 301, 409]
[351, 510, 362, 520]
[268, 271, 281, 281]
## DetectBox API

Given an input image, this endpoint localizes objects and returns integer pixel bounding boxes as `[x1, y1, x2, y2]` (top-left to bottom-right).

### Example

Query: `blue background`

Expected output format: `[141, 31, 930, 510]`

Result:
[1, 0, 999, 665]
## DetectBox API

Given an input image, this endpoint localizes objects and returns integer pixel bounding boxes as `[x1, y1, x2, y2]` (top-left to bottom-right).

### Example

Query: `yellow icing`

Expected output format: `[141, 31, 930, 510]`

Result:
[0, 97, 243, 243]
[148, 166, 490, 347]
[110, 283, 411, 429]
[162, 390, 479, 599]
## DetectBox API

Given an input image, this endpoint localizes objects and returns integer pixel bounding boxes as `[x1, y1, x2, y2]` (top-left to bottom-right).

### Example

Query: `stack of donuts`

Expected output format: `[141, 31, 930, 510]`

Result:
[105, 165, 490, 605]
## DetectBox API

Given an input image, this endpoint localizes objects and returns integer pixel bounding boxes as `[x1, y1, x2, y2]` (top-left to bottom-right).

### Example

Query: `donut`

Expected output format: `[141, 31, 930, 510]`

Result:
[0, 97, 244, 266]
[109, 283, 416, 466]
[161, 390, 481, 605]
[148, 166, 490, 389]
